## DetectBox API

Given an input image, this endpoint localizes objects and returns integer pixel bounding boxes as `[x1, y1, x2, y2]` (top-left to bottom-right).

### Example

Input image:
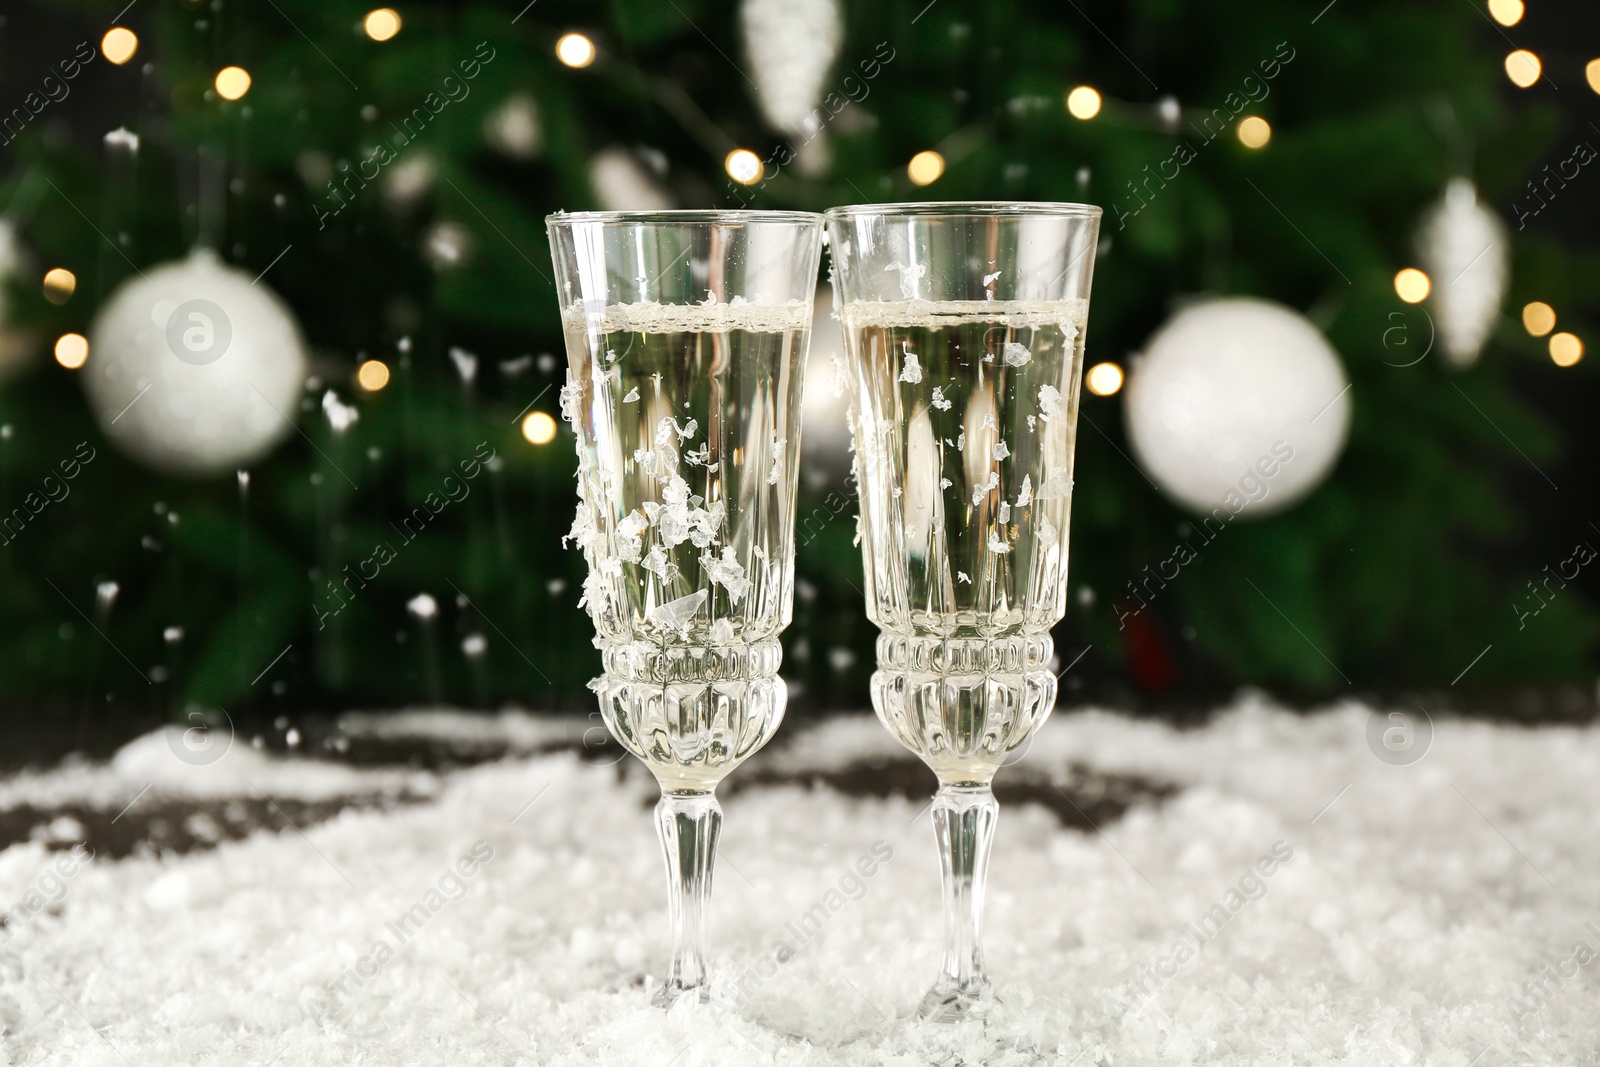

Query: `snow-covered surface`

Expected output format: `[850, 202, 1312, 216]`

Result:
[3, 697, 1597, 1064]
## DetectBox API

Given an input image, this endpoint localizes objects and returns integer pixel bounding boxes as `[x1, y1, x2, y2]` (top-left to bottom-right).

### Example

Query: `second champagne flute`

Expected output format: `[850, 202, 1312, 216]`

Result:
[547, 209, 824, 1007]
[826, 201, 1101, 1020]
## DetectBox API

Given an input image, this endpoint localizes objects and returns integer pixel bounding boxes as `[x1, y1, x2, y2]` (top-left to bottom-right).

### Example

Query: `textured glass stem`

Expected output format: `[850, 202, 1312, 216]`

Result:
[653, 790, 721, 1007]
[921, 784, 999, 1021]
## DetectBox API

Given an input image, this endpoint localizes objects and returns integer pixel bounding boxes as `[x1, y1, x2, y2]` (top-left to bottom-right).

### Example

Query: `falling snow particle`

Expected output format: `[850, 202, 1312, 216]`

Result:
[930, 386, 952, 411]
[957, 571, 971, 584]
[939, 477, 952, 490]
[1003, 341, 1032, 367]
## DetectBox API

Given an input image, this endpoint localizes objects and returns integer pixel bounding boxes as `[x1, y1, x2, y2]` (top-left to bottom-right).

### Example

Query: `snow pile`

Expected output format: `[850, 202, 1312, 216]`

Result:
[2, 696, 1598, 1064]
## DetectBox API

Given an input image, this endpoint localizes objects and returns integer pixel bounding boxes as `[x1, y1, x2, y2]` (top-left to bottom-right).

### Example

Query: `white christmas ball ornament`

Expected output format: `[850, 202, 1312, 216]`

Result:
[83, 249, 308, 476]
[1124, 297, 1351, 518]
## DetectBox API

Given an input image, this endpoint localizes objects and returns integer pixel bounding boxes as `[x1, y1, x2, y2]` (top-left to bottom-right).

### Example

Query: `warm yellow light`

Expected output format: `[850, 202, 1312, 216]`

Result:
[364, 8, 402, 41]
[907, 150, 945, 186]
[1487, 0, 1524, 25]
[42, 268, 77, 305]
[215, 66, 252, 101]
[101, 27, 139, 65]
[357, 359, 391, 391]
[1522, 301, 1556, 337]
[1587, 59, 1600, 95]
[1394, 267, 1431, 304]
[1550, 332, 1584, 367]
[1504, 50, 1541, 88]
[1085, 362, 1124, 397]
[556, 33, 596, 68]
[522, 411, 558, 445]
[54, 333, 88, 369]
[725, 148, 763, 185]
[1066, 86, 1102, 120]
[1237, 116, 1272, 148]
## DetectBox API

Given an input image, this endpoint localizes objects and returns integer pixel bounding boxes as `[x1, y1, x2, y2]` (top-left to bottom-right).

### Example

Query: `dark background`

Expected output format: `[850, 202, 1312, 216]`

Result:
[0, 0, 1596, 761]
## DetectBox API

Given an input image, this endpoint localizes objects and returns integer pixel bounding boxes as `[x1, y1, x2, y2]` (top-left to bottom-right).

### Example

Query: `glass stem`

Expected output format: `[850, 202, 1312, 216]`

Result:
[653, 789, 722, 1007]
[925, 783, 999, 1017]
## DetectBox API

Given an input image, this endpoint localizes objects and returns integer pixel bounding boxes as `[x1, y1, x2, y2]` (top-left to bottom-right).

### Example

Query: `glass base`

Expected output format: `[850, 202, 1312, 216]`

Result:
[870, 633, 1057, 785]
[594, 637, 785, 792]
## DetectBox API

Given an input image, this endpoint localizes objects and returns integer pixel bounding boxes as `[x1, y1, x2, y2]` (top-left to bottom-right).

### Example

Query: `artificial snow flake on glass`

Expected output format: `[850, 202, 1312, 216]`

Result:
[767, 437, 786, 485]
[1037, 384, 1063, 420]
[641, 545, 677, 582]
[898, 348, 923, 384]
[558, 380, 586, 424]
[1035, 467, 1073, 500]
[1002, 341, 1032, 367]
[997, 501, 1010, 524]
[939, 477, 952, 490]
[993, 441, 1010, 460]
[650, 589, 706, 631]
[1015, 474, 1032, 507]
[956, 571, 971, 583]
[882, 260, 927, 299]
[700, 547, 751, 604]
[970, 471, 999, 506]
[614, 511, 648, 562]
[930, 386, 952, 411]
[1039, 521, 1059, 547]
[709, 617, 736, 643]
[982, 270, 1002, 287]
[622, 386, 640, 402]
[987, 532, 1012, 553]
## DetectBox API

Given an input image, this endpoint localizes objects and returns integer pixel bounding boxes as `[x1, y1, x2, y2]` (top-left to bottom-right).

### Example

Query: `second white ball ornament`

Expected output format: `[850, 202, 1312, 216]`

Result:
[83, 249, 309, 476]
[1123, 297, 1351, 518]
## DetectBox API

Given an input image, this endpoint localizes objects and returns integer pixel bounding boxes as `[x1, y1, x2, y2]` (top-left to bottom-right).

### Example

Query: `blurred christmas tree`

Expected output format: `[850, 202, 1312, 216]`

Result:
[1, 0, 1595, 727]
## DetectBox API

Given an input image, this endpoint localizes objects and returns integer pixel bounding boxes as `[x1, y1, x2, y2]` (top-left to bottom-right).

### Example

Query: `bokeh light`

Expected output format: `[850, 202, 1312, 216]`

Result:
[725, 149, 763, 185]
[54, 333, 88, 369]
[1587, 59, 1600, 95]
[1066, 86, 1101, 120]
[1504, 50, 1541, 88]
[364, 9, 402, 41]
[101, 27, 139, 65]
[522, 411, 558, 445]
[1522, 301, 1556, 337]
[1085, 362, 1124, 397]
[1237, 116, 1272, 148]
[215, 66, 252, 100]
[1394, 268, 1431, 304]
[907, 150, 945, 186]
[556, 33, 596, 68]
[357, 360, 391, 391]
[42, 268, 77, 305]
[1549, 332, 1584, 367]
[1488, 0, 1524, 26]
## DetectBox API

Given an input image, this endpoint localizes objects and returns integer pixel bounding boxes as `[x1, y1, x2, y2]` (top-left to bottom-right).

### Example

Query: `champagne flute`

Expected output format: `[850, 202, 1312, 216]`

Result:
[825, 202, 1101, 1020]
[546, 210, 824, 1007]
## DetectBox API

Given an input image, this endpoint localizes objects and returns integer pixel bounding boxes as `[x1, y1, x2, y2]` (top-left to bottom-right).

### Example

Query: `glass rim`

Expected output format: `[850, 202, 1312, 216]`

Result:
[823, 200, 1103, 220]
[546, 209, 823, 227]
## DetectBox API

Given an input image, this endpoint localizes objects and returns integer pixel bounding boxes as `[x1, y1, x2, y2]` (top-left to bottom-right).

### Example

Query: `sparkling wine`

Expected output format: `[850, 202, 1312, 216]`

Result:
[841, 298, 1088, 784]
[560, 299, 809, 791]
